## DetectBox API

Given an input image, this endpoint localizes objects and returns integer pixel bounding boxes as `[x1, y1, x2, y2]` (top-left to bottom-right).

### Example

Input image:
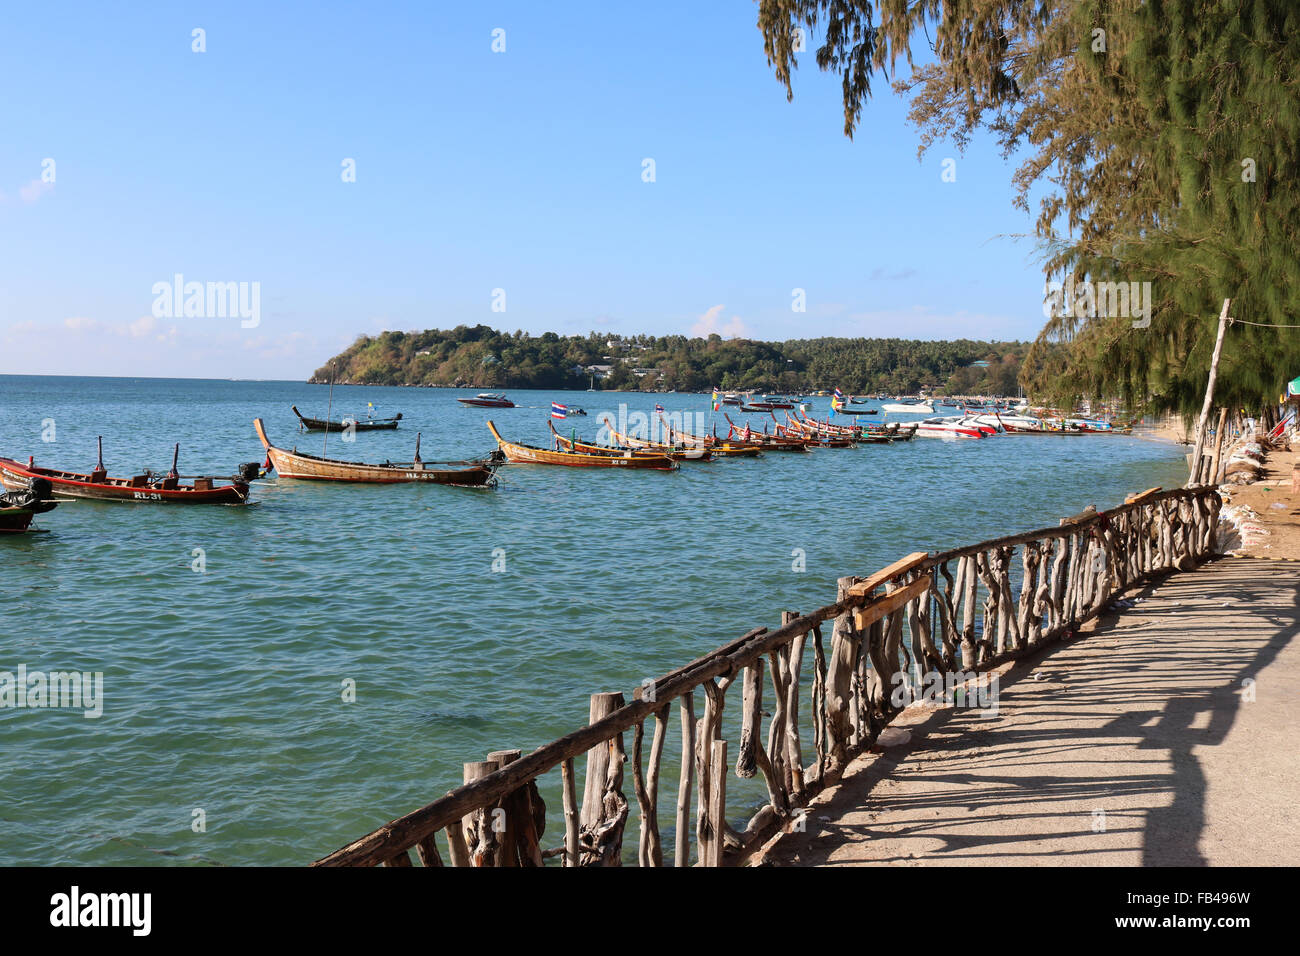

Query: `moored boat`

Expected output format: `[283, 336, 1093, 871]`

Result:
[458, 393, 516, 408]
[293, 405, 402, 431]
[548, 420, 711, 461]
[600, 425, 721, 460]
[488, 421, 677, 470]
[723, 414, 810, 452]
[656, 425, 765, 458]
[881, 401, 935, 414]
[256, 419, 497, 485]
[0, 478, 59, 533]
[912, 417, 986, 439]
[0, 440, 257, 504]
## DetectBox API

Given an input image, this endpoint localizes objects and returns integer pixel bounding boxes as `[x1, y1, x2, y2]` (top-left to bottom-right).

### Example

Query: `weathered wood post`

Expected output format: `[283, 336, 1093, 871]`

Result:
[485, 748, 545, 867]
[825, 576, 860, 776]
[736, 659, 765, 779]
[1208, 407, 1229, 485]
[675, 691, 695, 867]
[561, 757, 579, 867]
[578, 692, 628, 866]
[461, 760, 498, 866]
[702, 739, 728, 867]
[1188, 298, 1231, 486]
[485, 749, 521, 867]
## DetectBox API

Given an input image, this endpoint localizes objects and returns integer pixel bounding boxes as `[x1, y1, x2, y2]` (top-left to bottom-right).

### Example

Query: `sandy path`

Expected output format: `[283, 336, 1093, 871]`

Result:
[753, 557, 1299, 866]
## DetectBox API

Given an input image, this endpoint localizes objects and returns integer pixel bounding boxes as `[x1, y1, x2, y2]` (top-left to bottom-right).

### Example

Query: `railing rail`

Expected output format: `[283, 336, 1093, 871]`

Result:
[313, 485, 1222, 867]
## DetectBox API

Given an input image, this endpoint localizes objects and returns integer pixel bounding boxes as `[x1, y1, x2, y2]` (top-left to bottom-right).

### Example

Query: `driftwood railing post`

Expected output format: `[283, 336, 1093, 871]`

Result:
[825, 576, 860, 778]
[461, 760, 498, 866]
[703, 740, 728, 867]
[561, 757, 579, 866]
[675, 691, 695, 867]
[578, 692, 628, 866]
[631, 702, 668, 867]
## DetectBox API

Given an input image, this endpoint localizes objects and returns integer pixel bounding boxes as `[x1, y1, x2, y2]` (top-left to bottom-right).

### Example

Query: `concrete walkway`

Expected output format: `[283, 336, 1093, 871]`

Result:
[755, 557, 1300, 866]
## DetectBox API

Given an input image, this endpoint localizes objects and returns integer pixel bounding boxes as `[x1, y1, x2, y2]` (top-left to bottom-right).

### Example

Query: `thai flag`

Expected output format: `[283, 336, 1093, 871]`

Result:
[654, 403, 664, 413]
[551, 402, 567, 419]
[834, 388, 845, 401]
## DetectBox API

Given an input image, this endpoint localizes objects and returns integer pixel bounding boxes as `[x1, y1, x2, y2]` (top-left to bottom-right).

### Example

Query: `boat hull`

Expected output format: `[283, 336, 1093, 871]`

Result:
[553, 422, 712, 461]
[255, 420, 495, 485]
[489, 422, 676, 470]
[0, 458, 250, 503]
[0, 506, 37, 533]
[292, 406, 401, 431]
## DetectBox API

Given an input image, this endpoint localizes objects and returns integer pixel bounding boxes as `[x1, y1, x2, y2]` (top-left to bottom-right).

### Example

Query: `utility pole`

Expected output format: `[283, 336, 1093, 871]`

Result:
[1188, 298, 1231, 486]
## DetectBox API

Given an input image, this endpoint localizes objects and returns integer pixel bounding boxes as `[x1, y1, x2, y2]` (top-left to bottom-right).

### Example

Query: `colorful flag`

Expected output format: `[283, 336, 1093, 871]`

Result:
[833, 388, 845, 401]
[711, 389, 720, 412]
[654, 403, 664, 413]
[551, 402, 567, 419]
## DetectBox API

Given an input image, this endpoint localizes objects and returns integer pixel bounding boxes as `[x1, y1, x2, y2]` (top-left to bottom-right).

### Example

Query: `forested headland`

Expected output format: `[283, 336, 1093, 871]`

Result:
[309, 327, 1028, 395]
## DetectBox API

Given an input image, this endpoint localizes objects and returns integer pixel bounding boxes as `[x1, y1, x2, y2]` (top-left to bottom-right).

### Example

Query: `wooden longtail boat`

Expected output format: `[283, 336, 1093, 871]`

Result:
[488, 421, 677, 470]
[766, 414, 857, 447]
[0, 478, 58, 533]
[789, 411, 916, 443]
[292, 406, 402, 432]
[660, 424, 766, 458]
[602, 424, 731, 460]
[722, 415, 810, 452]
[654, 426, 763, 458]
[0, 439, 256, 504]
[255, 419, 497, 485]
[550, 421, 712, 461]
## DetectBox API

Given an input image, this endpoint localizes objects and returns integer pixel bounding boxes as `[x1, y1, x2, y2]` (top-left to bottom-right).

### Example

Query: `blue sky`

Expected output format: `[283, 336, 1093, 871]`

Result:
[0, 1, 1048, 379]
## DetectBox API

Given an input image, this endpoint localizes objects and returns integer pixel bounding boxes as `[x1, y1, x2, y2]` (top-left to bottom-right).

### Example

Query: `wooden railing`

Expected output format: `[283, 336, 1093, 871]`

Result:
[313, 485, 1222, 867]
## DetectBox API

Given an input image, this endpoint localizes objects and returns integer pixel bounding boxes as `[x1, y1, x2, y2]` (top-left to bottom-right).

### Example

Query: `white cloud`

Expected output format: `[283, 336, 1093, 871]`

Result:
[691, 304, 749, 339]
[128, 315, 158, 338]
[18, 179, 53, 203]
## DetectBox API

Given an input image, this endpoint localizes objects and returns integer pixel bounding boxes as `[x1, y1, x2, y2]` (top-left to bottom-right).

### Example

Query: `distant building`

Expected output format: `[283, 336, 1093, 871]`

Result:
[586, 364, 615, 379]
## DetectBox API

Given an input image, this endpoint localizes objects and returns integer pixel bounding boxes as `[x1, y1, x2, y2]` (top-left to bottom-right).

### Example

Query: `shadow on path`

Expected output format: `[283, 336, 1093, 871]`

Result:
[757, 558, 1299, 866]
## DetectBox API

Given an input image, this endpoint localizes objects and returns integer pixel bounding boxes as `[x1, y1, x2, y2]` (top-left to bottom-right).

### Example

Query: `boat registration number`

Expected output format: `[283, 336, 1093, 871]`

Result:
[133, 492, 163, 500]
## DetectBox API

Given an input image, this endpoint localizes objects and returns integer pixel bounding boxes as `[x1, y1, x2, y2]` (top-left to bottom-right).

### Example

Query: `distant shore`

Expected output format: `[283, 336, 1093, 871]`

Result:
[1131, 414, 1193, 445]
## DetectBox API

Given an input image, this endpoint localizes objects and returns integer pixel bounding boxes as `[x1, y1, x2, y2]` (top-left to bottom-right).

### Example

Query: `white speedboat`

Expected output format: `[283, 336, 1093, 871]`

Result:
[913, 417, 986, 439]
[881, 401, 935, 414]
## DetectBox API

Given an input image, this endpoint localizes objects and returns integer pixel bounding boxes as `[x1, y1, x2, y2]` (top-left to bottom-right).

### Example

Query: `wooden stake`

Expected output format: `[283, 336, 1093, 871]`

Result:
[1208, 407, 1229, 485]
[703, 739, 728, 867]
[1189, 298, 1231, 486]
[561, 757, 579, 867]
[675, 691, 695, 867]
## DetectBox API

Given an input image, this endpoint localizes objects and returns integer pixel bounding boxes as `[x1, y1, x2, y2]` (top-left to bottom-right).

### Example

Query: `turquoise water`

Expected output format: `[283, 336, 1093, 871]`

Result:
[0, 376, 1188, 865]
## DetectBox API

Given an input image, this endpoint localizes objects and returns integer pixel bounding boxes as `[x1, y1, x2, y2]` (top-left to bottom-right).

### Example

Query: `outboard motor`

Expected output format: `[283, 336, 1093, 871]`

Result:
[1, 475, 57, 513]
[235, 462, 262, 483]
